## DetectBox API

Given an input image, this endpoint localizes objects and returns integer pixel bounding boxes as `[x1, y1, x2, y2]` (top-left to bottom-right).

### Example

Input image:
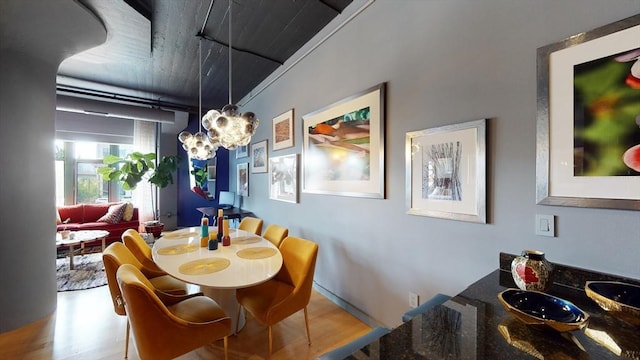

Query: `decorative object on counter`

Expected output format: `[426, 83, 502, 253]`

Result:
[511, 250, 554, 292]
[497, 288, 589, 332]
[585, 281, 640, 326]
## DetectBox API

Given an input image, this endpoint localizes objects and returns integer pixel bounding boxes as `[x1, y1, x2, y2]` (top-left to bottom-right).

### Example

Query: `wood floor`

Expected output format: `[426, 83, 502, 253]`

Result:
[0, 286, 372, 359]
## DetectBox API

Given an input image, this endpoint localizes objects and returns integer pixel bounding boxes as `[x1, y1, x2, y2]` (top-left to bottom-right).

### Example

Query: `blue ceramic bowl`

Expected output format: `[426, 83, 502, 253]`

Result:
[498, 288, 589, 332]
[585, 281, 640, 326]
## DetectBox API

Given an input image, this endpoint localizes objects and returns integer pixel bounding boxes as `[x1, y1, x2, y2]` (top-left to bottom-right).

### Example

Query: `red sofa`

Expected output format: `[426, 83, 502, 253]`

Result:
[57, 202, 140, 248]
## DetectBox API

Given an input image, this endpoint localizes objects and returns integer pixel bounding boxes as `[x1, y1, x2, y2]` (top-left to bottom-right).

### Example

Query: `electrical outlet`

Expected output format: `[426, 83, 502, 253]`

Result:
[409, 292, 419, 308]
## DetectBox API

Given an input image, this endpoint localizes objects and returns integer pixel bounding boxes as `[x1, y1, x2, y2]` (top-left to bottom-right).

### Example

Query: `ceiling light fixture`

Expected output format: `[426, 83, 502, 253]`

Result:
[201, 0, 259, 150]
[177, 36, 220, 160]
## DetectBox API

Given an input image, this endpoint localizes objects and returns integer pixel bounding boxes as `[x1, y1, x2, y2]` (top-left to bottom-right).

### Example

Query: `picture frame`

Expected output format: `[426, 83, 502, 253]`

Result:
[272, 109, 294, 150]
[237, 162, 249, 196]
[269, 154, 299, 203]
[251, 140, 268, 173]
[236, 144, 248, 159]
[302, 82, 385, 198]
[536, 14, 640, 210]
[405, 119, 486, 223]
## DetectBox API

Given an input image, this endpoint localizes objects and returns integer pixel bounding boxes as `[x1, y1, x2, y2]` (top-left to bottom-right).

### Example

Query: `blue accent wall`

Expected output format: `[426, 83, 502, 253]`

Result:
[176, 113, 229, 227]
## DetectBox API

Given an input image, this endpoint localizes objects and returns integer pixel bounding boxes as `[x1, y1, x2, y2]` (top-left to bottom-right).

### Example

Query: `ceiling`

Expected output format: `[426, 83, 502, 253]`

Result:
[57, 0, 354, 114]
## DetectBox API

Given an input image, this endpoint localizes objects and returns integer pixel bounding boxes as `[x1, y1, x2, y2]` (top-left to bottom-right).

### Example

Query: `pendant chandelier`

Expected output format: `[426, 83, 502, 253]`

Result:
[179, 0, 257, 157]
[177, 37, 219, 160]
[201, 0, 259, 150]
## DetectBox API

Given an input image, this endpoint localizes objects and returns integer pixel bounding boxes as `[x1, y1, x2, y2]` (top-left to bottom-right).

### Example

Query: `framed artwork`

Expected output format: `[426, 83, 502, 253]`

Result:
[269, 154, 299, 203]
[237, 162, 249, 196]
[536, 13, 640, 210]
[251, 140, 268, 173]
[302, 83, 385, 198]
[405, 119, 487, 223]
[236, 144, 248, 159]
[272, 109, 294, 150]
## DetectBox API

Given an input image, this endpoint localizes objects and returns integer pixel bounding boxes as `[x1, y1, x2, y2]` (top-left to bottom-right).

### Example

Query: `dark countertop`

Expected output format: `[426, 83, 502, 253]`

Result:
[347, 253, 640, 359]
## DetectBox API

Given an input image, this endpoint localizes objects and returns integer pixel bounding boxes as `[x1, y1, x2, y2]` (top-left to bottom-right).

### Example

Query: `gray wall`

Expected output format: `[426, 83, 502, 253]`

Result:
[233, 0, 640, 327]
[0, 0, 106, 332]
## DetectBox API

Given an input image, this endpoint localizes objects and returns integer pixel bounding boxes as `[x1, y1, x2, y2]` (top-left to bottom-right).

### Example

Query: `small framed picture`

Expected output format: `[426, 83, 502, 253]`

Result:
[236, 144, 248, 159]
[237, 162, 249, 196]
[269, 154, 298, 203]
[272, 109, 294, 150]
[251, 140, 268, 173]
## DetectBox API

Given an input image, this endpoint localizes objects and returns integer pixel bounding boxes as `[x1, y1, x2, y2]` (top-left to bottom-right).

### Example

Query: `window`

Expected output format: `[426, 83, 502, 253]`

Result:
[55, 140, 134, 205]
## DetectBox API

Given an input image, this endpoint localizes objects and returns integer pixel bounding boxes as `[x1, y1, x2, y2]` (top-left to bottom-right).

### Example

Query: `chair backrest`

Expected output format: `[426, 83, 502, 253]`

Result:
[103, 242, 146, 316]
[262, 224, 289, 248]
[122, 229, 163, 273]
[117, 263, 231, 360]
[239, 216, 263, 235]
[276, 236, 319, 304]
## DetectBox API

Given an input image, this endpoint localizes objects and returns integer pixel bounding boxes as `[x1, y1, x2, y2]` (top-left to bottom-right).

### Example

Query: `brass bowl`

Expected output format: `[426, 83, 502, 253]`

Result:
[585, 281, 640, 326]
[498, 288, 589, 332]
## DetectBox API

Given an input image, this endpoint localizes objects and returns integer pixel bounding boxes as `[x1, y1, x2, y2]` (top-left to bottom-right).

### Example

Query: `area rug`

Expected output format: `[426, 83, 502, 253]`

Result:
[56, 253, 107, 292]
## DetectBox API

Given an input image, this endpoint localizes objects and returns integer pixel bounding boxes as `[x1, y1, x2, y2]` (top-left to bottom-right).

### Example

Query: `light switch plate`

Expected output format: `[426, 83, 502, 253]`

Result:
[535, 214, 555, 237]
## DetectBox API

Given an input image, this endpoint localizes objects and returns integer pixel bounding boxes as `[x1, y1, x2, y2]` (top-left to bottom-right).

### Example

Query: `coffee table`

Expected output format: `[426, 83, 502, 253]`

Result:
[56, 230, 109, 270]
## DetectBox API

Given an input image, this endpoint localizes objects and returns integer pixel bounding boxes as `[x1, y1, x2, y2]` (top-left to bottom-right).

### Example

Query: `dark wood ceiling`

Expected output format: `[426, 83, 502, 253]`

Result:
[57, 0, 353, 113]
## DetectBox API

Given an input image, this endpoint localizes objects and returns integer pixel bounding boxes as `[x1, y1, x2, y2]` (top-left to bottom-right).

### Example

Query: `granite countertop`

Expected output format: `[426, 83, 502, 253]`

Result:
[347, 253, 640, 359]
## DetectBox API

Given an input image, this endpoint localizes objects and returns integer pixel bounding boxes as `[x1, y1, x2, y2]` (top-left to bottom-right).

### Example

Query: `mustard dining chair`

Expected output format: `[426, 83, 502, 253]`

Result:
[238, 216, 263, 235]
[262, 224, 288, 248]
[103, 242, 189, 359]
[122, 229, 163, 273]
[117, 263, 231, 360]
[235, 236, 319, 357]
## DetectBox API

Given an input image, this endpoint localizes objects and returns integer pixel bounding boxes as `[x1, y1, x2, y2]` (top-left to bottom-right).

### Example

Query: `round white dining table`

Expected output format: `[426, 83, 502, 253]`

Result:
[152, 226, 283, 333]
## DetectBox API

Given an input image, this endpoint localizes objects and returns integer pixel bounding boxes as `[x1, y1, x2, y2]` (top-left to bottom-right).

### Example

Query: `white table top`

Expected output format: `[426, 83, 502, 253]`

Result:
[56, 230, 109, 246]
[152, 227, 283, 289]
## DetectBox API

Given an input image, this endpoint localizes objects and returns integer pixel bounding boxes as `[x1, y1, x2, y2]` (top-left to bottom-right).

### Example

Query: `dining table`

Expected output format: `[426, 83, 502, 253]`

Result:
[152, 226, 283, 334]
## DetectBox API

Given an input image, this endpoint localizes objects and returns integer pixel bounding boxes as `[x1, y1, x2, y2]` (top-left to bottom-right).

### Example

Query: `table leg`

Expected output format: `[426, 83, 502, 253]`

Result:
[68, 243, 75, 270]
[200, 287, 246, 335]
[101, 237, 106, 252]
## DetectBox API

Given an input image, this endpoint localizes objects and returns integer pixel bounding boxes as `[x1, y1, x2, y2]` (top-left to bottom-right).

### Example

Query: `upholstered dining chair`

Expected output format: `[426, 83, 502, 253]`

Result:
[238, 216, 263, 235]
[103, 242, 189, 359]
[235, 236, 319, 357]
[117, 263, 231, 360]
[122, 229, 163, 273]
[262, 224, 288, 248]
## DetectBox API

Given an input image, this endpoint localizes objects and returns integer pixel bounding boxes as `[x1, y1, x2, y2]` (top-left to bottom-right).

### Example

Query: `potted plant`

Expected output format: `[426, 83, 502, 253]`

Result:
[98, 152, 180, 237]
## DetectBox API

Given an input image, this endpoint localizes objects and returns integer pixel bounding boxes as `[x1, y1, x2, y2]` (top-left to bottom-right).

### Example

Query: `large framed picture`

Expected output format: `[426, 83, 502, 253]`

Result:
[272, 109, 294, 150]
[269, 154, 298, 203]
[536, 14, 640, 210]
[406, 119, 487, 223]
[251, 140, 268, 173]
[302, 83, 385, 198]
[237, 162, 249, 196]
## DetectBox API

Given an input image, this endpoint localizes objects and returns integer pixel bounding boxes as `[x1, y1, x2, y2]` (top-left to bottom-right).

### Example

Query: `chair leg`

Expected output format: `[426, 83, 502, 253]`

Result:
[223, 336, 228, 360]
[303, 307, 311, 345]
[268, 325, 273, 359]
[124, 320, 130, 359]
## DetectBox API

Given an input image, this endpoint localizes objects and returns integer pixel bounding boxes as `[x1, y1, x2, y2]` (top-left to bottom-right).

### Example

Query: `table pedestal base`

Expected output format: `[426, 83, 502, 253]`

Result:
[201, 287, 246, 335]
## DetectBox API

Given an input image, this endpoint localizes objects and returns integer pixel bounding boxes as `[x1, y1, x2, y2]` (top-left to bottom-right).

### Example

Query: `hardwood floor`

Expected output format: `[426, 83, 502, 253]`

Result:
[0, 286, 372, 359]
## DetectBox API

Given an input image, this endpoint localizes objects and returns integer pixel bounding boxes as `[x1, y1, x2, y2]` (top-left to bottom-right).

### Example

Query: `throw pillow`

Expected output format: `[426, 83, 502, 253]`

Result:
[97, 203, 127, 224]
[122, 202, 134, 221]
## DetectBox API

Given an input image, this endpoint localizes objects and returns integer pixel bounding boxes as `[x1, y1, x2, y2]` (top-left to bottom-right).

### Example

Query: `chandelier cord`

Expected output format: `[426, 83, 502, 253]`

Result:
[228, 0, 232, 105]
[199, 38, 203, 133]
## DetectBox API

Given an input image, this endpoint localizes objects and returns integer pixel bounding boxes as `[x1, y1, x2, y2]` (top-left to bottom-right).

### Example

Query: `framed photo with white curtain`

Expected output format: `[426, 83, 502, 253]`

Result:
[536, 13, 640, 210]
[269, 154, 298, 203]
[406, 119, 487, 223]
[302, 83, 385, 198]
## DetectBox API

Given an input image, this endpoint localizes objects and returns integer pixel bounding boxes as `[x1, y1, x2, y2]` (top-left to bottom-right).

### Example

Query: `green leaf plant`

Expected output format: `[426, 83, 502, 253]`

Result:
[98, 152, 181, 221]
